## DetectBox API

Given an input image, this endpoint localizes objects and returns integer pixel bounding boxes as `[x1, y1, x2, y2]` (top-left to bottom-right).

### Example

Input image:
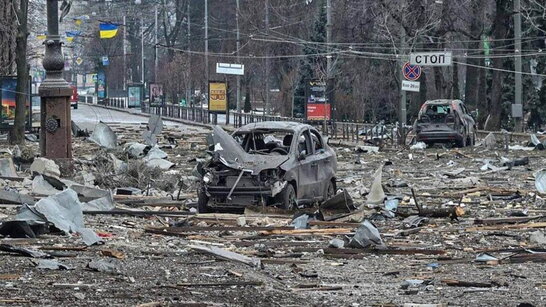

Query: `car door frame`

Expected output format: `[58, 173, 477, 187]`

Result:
[294, 128, 319, 200]
[308, 128, 334, 200]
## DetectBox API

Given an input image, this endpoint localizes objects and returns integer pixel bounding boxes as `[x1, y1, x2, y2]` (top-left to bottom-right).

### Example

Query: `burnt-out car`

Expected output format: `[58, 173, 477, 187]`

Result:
[414, 99, 476, 147]
[196, 122, 338, 212]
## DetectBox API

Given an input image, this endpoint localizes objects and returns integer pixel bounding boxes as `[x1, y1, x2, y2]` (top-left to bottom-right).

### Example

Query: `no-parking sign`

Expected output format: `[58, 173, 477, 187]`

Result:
[402, 62, 421, 81]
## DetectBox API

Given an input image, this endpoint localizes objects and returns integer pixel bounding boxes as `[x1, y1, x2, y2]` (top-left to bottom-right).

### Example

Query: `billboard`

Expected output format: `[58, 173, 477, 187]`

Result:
[305, 79, 331, 120]
[97, 70, 106, 98]
[149, 83, 163, 107]
[208, 81, 227, 114]
[1, 76, 32, 128]
[127, 84, 143, 108]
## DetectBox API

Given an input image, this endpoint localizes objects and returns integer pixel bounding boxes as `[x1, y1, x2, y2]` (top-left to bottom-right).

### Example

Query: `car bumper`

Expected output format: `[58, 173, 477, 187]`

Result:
[416, 130, 463, 143]
[205, 185, 272, 207]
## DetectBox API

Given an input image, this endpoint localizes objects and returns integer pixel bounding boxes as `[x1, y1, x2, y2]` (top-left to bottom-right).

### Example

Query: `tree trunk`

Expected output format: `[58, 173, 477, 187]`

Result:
[488, 0, 510, 130]
[451, 62, 460, 99]
[12, 0, 29, 145]
[0, 2, 16, 75]
[464, 0, 486, 109]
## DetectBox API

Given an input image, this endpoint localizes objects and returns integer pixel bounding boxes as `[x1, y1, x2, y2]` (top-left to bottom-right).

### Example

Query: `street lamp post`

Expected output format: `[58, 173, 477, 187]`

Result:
[39, 0, 72, 160]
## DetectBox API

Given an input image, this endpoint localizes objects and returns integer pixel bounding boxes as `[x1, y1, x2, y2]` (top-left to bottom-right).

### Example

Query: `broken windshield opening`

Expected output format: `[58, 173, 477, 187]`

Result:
[235, 130, 294, 156]
[420, 104, 454, 123]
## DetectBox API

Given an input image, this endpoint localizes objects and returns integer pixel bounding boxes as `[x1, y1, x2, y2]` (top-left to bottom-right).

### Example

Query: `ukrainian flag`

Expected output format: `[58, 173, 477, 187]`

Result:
[36, 32, 47, 40]
[66, 31, 81, 42]
[99, 23, 119, 39]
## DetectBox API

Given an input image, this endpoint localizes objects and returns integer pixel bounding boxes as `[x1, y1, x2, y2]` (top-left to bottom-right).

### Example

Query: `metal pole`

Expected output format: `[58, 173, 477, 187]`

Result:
[236, 0, 241, 113]
[123, 15, 127, 90]
[265, 0, 270, 115]
[141, 16, 144, 84]
[154, 5, 158, 83]
[514, 0, 523, 132]
[398, 1, 407, 145]
[325, 0, 331, 133]
[204, 0, 208, 111]
[187, 1, 191, 106]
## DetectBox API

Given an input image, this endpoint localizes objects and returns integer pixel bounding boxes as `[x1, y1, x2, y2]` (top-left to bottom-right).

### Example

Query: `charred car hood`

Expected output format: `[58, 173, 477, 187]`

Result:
[208, 126, 289, 173]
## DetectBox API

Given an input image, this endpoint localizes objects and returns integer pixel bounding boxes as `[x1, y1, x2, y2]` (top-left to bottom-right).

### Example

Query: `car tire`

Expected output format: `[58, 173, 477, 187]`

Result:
[197, 187, 210, 213]
[324, 179, 335, 201]
[457, 129, 467, 147]
[276, 183, 297, 210]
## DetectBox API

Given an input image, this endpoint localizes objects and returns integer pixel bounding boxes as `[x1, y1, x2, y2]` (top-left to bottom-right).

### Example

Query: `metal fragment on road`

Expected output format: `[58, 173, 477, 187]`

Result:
[0, 158, 18, 177]
[87, 259, 120, 274]
[366, 165, 385, 205]
[348, 220, 385, 248]
[535, 170, 546, 194]
[33, 259, 72, 270]
[89, 122, 118, 149]
[142, 114, 163, 146]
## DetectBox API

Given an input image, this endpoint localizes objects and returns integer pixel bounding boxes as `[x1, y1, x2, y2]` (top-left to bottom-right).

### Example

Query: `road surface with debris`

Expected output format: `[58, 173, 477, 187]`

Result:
[0, 119, 545, 306]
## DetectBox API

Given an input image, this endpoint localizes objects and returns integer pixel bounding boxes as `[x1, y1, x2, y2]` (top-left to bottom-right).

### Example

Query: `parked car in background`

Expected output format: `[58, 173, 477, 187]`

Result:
[414, 99, 476, 147]
[70, 86, 78, 109]
[196, 122, 338, 212]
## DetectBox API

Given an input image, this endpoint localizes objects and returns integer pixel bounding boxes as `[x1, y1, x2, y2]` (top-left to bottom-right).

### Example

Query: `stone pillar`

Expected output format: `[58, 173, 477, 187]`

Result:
[39, 0, 72, 160]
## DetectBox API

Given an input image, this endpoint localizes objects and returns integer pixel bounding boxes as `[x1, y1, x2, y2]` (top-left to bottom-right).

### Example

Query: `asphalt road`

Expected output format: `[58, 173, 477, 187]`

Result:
[72, 103, 208, 133]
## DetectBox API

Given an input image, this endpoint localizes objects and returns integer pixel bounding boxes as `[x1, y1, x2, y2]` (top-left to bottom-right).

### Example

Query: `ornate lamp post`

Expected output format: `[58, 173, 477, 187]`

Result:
[39, 0, 72, 159]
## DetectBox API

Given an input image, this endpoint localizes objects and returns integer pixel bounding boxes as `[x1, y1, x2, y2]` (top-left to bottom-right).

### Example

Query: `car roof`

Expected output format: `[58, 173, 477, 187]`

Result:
[424, 99, 463, 105]
[235, 121, 313, 133]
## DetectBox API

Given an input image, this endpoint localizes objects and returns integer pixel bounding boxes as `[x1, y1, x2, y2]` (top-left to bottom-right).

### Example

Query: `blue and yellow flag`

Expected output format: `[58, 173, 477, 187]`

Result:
[99, 23, 119, 39]
[66, 31, 81, 42]
[36, 32, 47, 40]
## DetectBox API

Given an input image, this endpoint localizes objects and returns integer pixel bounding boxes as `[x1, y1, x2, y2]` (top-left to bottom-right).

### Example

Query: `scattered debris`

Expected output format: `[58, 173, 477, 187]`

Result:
[410, 142, 427, 150]
[142, 115, 163, 146]
[33, 259, 72, 270]
[366, 165, 385, 205]
[0, 244, 50, 258]
[348, 220, 385, 249]
[14, 189, 102, 246]
[535, 169, 546, 194]
[188, 244, 262, 268]
[0, 158, 17, 177]
[30, 157, 61, 178]
[87, 259, 120, 274]
[89, 122, 118, 149]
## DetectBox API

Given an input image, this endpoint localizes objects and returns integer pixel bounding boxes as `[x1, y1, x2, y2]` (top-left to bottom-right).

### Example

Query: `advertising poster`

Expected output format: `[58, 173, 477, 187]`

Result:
[208, 82, 227, 114]
[97, 71, 106, 99]
[1, 76, 32, 127]
[1, 77, 17, 120]
[149, 83, 163, 107]
[305, 79, 331, 120]
[127, 84, 142, 108]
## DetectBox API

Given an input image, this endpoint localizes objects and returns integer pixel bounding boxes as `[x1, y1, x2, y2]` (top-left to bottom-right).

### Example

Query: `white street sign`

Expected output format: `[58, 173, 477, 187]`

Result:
[402, 80, 420, 92]
[410, 52, 452, 66]
[216, 63, 244, 75]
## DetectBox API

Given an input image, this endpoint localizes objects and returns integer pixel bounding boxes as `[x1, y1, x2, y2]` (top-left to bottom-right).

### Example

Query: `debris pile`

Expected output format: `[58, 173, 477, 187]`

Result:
[1, 117, 545, 306]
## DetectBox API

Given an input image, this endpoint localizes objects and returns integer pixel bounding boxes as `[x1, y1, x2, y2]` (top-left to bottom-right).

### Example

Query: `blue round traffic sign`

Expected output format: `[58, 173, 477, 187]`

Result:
[403, 62, 422, 81]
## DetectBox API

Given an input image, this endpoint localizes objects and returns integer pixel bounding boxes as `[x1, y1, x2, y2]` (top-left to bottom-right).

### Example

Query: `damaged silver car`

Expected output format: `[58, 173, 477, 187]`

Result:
[196, 122, 338, 212]
[414, 99, 477, 147]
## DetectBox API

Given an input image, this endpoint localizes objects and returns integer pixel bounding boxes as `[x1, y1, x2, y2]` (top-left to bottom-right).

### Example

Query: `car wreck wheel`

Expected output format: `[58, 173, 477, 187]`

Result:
[276, 184, 297, 210]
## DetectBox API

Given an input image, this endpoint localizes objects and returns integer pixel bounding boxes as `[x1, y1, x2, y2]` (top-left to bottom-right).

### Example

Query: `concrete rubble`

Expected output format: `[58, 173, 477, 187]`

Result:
[1, 119, 545, 306]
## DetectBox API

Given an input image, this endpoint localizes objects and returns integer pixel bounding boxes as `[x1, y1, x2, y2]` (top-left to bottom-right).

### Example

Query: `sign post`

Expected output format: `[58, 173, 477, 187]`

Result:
[208, 81, 227, 124]
[305, 80, 331, 121]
